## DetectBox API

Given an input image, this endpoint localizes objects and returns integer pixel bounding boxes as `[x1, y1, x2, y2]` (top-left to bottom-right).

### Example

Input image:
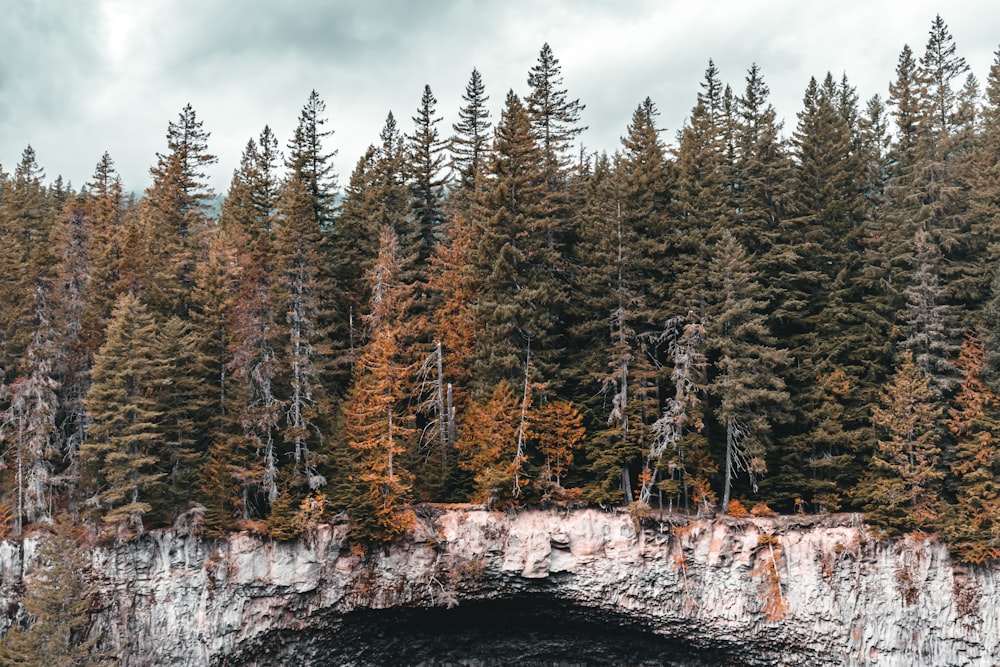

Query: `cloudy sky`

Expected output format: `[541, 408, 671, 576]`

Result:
[3, 0, 999, 194]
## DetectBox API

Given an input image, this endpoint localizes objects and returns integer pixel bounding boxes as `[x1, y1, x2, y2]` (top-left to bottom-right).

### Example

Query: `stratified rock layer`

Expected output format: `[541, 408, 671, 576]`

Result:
[1, 508, 997, 666]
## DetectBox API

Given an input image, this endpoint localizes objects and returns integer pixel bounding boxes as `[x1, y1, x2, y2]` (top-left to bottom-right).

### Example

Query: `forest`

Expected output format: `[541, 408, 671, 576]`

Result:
[0, 15, 998, 563]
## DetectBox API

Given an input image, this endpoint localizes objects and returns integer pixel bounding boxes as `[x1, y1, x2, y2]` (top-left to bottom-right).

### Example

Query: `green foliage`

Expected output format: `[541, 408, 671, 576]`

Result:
[80, 294, 166, 533]
[3, 23, 1000, 562]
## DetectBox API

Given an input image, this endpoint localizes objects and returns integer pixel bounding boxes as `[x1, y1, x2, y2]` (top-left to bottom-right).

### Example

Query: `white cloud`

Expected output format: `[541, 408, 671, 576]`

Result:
[1, 1, 997, 193]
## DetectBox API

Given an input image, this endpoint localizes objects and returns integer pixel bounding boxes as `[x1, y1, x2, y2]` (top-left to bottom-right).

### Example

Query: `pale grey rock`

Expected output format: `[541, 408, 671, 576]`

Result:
[0, 509, 996, 666]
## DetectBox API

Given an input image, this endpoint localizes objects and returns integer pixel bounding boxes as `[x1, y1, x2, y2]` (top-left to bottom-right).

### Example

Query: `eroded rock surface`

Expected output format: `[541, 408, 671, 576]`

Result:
[1, 508, 997, 666]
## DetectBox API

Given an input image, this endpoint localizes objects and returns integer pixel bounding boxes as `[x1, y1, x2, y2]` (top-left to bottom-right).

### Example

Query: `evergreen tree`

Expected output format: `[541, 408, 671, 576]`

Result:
[272, 176, 331, 490]
[334, 146, 382, 360]
[285, 91, 338, 231]
[457, 380, 521, 507]
[285, 95, 343, 399]
[224, 223, 282, 518]
[450, 68, 492, 199]
[573, 100, 670, 505]
[216, 132, 285, 521]
[188, 225, 243, 467]
[945, 332, 1000, 562]
[221, 127, 282, 241]
[647, 317, 713, 512]
[81, 294, 165, 533]
[138, 104, 217, 318]
[672, 61, 733, 313]
[345, 227, 416, 542]
[856, 351, 944, 533]
[706, 232, 789, 510]
[0, 147, 52, 377]
[0, 324, 59, 534]
[732, 64, 788, 258]
[525, 43, 586, 190]
[899, 229, 960, 398]
[767, 73, 866, 510]
[84, 152, 127, 323]
[407, 84, 447, 271]
[50, 199, 96, 495]
[471, 90, 558, 392]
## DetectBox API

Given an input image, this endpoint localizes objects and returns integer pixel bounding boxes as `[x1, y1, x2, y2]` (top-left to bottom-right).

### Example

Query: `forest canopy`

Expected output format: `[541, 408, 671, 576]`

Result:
[1, 16, 999, 562]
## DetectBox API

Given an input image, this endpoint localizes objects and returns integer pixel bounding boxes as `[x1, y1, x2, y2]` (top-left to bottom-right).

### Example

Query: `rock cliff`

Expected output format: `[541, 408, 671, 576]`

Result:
[1, 508, 997, 666]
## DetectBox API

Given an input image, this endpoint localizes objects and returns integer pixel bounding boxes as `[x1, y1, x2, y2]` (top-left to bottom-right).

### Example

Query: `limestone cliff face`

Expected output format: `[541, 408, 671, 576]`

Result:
[1, 509, 997, 666]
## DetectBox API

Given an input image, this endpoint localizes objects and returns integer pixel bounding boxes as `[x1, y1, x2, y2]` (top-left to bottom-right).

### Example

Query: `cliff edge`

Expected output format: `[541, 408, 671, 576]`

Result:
[0, 508, 996, 666]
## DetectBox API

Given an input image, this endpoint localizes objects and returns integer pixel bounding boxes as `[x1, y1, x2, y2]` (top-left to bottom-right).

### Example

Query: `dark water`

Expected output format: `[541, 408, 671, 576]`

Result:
[224, 597, 746, 666]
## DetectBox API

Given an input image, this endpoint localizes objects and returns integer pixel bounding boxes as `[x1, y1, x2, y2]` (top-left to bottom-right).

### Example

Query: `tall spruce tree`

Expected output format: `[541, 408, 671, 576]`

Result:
[944, 332, 1000, 562]
[471, 91, 558, 392]
[672, 61, 734, 314]
[525, 43, 586, 191]
[345, 227, 417, 542]
[81, 294, 165, 533]
[451, 68, 492, 200]
[767, 73, 866, 510]
[139, 105, 217, 319]
[407, 84, 447, 273]
[272, 176, 332, 490]
[706, 232, 789, 510]
[285, 91, 338, 231]
[856, 351, 944, 533]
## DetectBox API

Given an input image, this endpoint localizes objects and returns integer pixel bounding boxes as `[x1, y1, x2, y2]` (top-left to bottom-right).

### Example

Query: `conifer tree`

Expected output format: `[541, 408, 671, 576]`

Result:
[457, 380, 521, 507]
[215, 131, 285, 520]
[225, 223, 282, 517]
[945, 332, 1000, 562]
[450, 68, 492, 199]
[572, 100, 670, 505]
[0, 323, 59, 534]
[84, 152, 127, 323]
[0, 147, 52, 377]
[285, 91, 338, 230]
[524, 43, 583, 347]
[49, 199, 96, 493]
[81, 294, 165, 532]
[531, 399, 584, 491]
[526, 43, 586, 191]
[334, 147, 383, 359]
[222, 127, 282, 241]
[732, 65, 788, 258]
[139, 104, 217, 318]
[706, 232, 789, 510]
[285, 95, 343, 399]
[471, 91, 562, 393]
[140, 316, 204, 520]
[857, 351, 944, 533]
[188, 225, 243, 463]
[968, 51, 1000, 326]
[768, 73, 866, 509]
[900, 229, 959, 398]
[345, 227, 416, 542]
[672, 61, 734, 312]
[647, 317, 713, 512]
[272, 176, 330, 490]
[408, 84, 447, 271]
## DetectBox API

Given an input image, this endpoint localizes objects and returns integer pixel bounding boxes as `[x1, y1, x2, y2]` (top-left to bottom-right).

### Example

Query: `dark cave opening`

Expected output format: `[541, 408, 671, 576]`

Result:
[224, 596, 748, 666]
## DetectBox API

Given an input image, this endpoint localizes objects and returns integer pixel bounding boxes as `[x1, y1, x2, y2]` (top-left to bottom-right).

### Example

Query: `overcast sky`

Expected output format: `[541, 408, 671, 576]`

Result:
[3, 1, 999, 194]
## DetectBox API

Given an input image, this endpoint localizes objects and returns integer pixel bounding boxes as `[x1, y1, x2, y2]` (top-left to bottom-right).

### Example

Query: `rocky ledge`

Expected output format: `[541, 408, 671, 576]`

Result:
[1, 508, 997, 666]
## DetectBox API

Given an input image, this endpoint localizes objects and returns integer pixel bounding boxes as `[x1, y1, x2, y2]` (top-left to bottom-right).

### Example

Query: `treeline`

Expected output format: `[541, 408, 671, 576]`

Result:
[1, 17, 999, 561]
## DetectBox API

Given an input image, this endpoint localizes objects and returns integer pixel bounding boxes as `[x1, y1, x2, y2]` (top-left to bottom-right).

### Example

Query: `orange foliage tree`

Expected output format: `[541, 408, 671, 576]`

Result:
[945, 332, 1000, 562]
[345, 227, 416, 542]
